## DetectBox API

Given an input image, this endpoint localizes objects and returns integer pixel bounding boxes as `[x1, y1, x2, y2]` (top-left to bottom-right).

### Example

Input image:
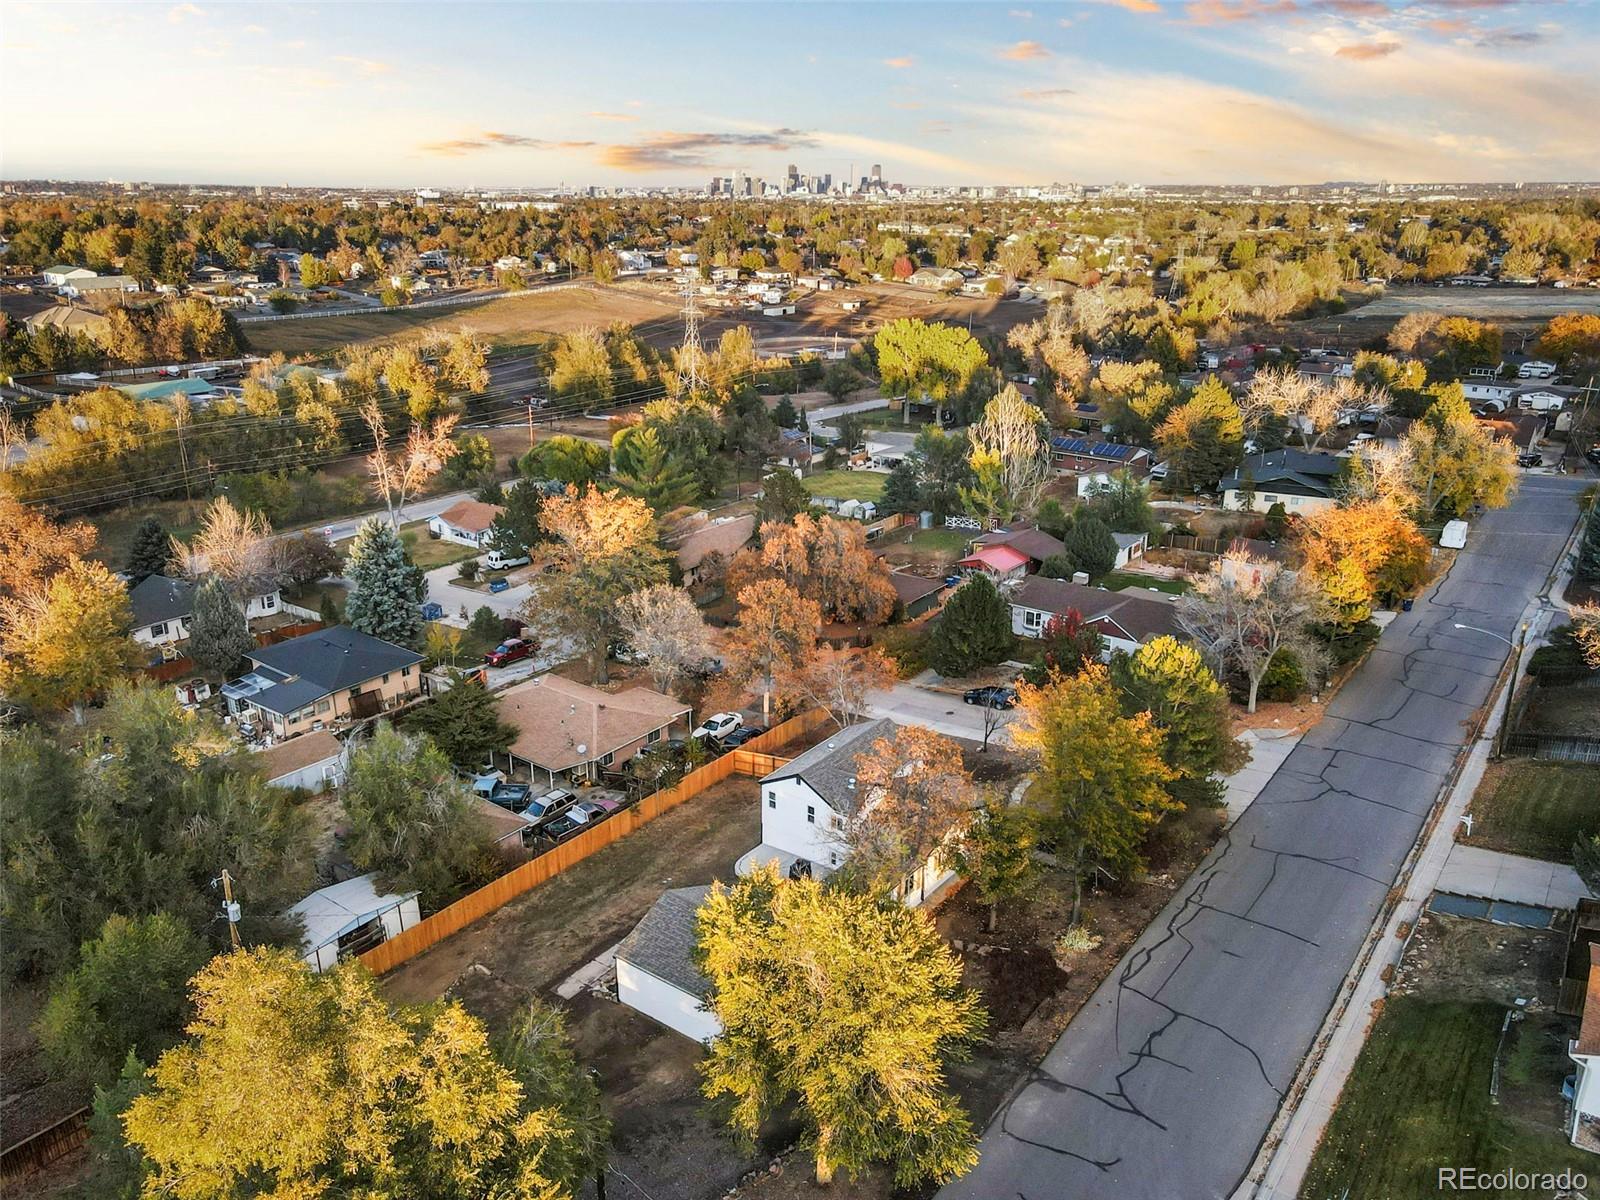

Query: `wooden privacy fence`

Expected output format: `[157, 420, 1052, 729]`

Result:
[356, 709, 832, 976]
[0, 1108, 90, 1185]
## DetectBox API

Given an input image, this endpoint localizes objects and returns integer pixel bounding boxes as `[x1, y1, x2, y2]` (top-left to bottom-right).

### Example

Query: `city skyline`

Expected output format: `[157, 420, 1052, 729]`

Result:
[3, 0, 1599, 188]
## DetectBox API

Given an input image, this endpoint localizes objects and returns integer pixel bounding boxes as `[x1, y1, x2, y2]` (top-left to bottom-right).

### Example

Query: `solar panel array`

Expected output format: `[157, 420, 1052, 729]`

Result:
[1050, 436, 1134, 459]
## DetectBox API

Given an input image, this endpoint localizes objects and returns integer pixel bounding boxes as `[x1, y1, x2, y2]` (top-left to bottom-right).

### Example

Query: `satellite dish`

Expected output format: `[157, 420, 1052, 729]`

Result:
[576, 744, 587, 756]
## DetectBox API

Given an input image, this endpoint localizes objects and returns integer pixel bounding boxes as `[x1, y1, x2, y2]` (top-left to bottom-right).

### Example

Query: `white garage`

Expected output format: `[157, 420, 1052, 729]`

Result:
[615, 885, 722, 1044]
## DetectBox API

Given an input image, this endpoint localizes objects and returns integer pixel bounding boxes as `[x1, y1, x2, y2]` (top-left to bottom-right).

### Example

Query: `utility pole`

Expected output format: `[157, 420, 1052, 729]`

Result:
[220, 869, 241, 950]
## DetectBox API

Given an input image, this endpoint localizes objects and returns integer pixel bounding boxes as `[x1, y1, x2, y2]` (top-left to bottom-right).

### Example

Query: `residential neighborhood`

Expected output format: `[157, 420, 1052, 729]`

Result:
[3, 5, 1600, 1199]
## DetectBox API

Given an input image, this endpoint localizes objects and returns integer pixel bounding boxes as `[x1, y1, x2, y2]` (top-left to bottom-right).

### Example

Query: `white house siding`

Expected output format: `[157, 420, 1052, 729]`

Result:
[427, 516, 489, 547]
[267, 755, 345, 793]
[616, 959, 723, 1043]
[1010, 604, 1137, 657]
[1222, 488, 1338, 516]
[760, 777, 850, 871]
[1571, 1050, 1600, 1142]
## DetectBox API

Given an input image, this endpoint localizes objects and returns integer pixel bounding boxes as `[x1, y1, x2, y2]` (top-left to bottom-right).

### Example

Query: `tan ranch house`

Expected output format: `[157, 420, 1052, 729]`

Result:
[222, 625, 423, 739]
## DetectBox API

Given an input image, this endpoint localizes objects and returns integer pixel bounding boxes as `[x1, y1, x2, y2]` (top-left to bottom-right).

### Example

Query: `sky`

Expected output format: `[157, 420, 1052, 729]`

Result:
[2, 0, 1597, 187]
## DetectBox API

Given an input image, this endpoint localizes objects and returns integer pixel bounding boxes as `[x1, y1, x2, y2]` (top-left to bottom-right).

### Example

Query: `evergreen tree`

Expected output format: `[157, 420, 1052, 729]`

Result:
[1061, 512, 1119, 581]
[404, 672, 515, 767]
[1576, 499, 1600, 583]
[943, 794, 1038, 932]
[929, 574, 1013, 677]
[487, 480, 547, 561]
[773, 395, 799, 429]
[344, 517, 426, 645]
[880, 459, 924, 516]
[757, 469, 812, 525]
[124, 516, 171, 586]
[610, 425, 699, 513]
[187, 576, 255, 681]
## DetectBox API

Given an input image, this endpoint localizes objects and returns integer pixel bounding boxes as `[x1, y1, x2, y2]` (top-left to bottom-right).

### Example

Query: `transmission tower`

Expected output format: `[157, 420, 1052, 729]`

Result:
[678, 272, 704, 396]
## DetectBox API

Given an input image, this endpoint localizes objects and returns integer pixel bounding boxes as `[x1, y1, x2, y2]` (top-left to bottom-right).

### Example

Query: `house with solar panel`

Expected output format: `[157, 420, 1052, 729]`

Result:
[1050, 435, 1153, 478]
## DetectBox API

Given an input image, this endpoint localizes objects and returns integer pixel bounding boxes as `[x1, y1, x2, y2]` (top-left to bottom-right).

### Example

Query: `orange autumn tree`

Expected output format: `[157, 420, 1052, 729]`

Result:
[721, 578, 821, 719]
[846, 725, 972, 899]
[730, 513, 896, 624]
[1298, 501, 1430, 625]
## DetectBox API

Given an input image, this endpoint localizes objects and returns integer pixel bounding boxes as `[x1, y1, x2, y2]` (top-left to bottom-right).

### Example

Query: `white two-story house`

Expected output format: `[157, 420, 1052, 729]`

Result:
[734, 717, 959, 907]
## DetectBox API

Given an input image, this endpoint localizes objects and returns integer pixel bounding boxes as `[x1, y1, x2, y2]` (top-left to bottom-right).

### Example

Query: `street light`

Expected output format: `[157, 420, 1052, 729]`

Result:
[1453, 621, 1531, 757]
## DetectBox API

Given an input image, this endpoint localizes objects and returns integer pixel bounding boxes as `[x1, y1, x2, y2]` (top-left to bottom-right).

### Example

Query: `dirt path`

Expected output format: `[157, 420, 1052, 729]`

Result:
[381, 777, 761, 1017]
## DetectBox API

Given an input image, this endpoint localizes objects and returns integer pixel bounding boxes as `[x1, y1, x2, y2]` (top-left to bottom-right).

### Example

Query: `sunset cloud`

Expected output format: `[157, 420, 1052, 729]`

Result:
[883, 55, 915, 68]
[1334, 40, 1401, 59]
[599, 128, 819, 171]
[419, 131, 597, 156]
[1183, 0, 1297, 25]
[999, 40, 1052, 59]
[1018, 86, 1077, 101]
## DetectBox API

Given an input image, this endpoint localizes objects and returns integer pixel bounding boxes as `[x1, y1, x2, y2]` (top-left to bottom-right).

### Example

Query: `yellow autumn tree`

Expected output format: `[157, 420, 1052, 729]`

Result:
[1012, 663, 1177, 923]
[1298, 501, 1431, 620]
[0, 558, 139, 723]
[697, 866, 984, 1187]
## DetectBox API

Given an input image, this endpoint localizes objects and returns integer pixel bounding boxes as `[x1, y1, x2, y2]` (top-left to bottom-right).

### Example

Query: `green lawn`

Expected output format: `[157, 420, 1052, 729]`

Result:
[330, 519, 480, 572]
[852, 407, 929, 431]
[1302, 998, 1595, 1199]
[800, 469, 886, 503]
[283, 580, 348, 619]
[1101, 571, 1189, 595]
[1463, 760, 1600, 862]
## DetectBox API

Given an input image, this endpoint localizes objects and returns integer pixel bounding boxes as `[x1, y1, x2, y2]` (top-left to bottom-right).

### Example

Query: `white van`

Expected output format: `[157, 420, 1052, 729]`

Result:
[1439, 520, 1468, 550]
[485, 549, 530, 570]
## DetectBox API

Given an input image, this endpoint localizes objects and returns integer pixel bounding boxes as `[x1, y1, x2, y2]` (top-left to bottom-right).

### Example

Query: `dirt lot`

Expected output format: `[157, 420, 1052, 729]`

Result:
[1525, 683, 1600, 736]
[381, 775, 762, 1012]
[241, 286, 684, 359]
[1289, 285, 1600, 345]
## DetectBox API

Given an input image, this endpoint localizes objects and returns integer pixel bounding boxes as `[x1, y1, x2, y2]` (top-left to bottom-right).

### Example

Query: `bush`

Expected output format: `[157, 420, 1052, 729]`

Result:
[470, 606, 502, 643]
[874, 626, 931, 678]
[1309, 619, 1381, 668]
[1256, 648, 1307, 703]
[457, 558, 479, 582]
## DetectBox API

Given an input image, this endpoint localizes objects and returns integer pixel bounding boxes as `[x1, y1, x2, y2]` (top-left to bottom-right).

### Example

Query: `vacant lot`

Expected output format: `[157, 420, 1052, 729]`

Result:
[1463, 760, 1600, 862]
[1303, 912, 1592, 1200]
[1291, 285, 1600, 343]
[240, 286, 682, 359]
[381, 775, 761, 1011]
[874, 526, 970, 573]
[800, 469, 885, 503]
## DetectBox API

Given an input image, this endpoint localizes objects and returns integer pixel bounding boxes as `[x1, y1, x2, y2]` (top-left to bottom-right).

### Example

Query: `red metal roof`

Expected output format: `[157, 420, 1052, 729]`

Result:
[958, 544, 1030, 573]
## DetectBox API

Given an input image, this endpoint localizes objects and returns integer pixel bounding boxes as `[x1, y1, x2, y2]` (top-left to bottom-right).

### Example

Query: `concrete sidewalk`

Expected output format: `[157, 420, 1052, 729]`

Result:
[1437, 843, 1588, 910]
[1223, 728, 1302, 824]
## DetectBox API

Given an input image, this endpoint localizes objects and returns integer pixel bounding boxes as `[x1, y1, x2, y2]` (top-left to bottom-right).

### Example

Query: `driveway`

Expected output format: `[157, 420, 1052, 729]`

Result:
[423, 560, 531, 620]
[940, 474, 1587, 1200]
[865, 676, 1015, 746]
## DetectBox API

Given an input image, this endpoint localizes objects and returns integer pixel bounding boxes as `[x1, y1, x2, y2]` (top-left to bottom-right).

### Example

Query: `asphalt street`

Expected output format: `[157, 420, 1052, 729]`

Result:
[940, 474, 1587, 1200]
[865, 678, 1014, 746]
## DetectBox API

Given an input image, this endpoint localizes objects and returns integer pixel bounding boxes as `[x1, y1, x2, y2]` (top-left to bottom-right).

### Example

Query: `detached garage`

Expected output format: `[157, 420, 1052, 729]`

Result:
[615, 885, 722, 1044]
[288, 874, 420, 973]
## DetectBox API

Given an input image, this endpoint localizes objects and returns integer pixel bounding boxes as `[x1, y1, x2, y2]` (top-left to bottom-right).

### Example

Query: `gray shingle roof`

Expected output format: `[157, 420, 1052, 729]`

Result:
[615, 885, 712, 999]
[249, 625, 422, 693]
[1220, 449, 1343, 496]
[128, 574, 196, 628]
[761, 718, 896, 815]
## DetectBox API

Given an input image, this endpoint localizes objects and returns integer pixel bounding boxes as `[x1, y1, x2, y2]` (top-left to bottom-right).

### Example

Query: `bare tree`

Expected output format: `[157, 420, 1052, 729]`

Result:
[1337, 440, 1417, 510]
[966, 384, 1053, 517]
[844, 725, 973, 901]
[786, 644, 896, 729]
[615, 584, 711, 696]
[362, 400, 460, 528]
[1177, 550, 1322, 714]
[979, 699, 1010, 753]
[1243, 369, 1388, 453]
[171, 497, 282, 597]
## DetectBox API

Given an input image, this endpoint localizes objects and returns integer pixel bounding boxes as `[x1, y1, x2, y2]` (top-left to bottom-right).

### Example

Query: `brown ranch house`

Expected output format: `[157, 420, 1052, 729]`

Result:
[490, 674, 692, 789]
[221, 626, 424, 740]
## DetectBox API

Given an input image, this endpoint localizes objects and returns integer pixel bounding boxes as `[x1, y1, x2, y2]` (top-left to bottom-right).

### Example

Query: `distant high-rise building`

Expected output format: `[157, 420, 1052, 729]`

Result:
[871, 163, 882, 181]
[710, 176, 722, 195]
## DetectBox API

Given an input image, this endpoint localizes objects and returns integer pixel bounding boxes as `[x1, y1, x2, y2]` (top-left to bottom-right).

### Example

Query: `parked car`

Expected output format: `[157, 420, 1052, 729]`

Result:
[1587, 447, 1600, 467]
[487, 782, 532, 814]
[1516, 451, 1543, 468]
[722, 725, 764, 748]
[524, 787, 576, 824]
[576, 796, 623, 819]
[963, 685, 1018, 709]
[485, 549, 530, 570]
[692, 711, 743, 741]
[488, 578, 511, 594]
[485, 637, 534, 666]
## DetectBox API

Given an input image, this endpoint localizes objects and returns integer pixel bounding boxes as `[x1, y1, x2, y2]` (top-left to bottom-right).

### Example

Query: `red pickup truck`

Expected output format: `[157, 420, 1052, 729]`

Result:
[485, 638, 537, 667]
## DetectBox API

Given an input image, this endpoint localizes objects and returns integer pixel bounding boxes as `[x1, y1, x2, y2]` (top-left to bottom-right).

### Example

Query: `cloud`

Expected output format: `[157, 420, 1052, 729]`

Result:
[1105, 0, 1163, 11]
[999, 39, 1052, 59]
[1475, 27, 1544, 45]
[168, 2, 204, 22]
[1427, 17, 1469, 33]
[1311, 0, 1386, 13]
[1183, 0, 1298, 24]
[1009, 8, 1034, 17]
[599, 129, 819, 171]
[419, 131, 597, 157]
[333, 55, 393, 76]
[1018, 86, 1077, 101]
[921, 119, 953, 134]
[242, 22, 267, 34]
[589, 111, 639, 121]
[1335, 39, 1402, 58]
[883, 55, 915, 68]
